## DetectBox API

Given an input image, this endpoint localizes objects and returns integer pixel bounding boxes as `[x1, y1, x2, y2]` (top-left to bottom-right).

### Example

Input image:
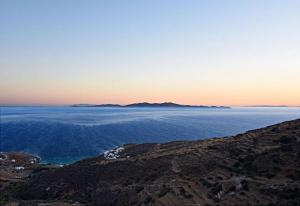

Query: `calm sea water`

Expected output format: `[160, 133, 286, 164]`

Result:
[1, 106, 299, 163]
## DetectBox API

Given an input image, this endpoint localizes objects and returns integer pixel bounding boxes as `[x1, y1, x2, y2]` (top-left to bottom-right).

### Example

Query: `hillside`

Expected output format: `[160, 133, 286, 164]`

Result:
[1, 119, 300, 206]
[71, 102, 230, 108]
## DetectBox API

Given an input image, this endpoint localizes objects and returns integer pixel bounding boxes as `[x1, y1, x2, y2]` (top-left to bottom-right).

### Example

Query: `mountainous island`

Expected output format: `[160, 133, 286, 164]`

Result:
[71, 102, 231, 109]
[1, 119, 299, 206]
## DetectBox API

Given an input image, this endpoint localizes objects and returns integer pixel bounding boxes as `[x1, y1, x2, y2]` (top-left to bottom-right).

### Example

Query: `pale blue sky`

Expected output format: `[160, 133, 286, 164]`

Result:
[1, 0, 300, 105]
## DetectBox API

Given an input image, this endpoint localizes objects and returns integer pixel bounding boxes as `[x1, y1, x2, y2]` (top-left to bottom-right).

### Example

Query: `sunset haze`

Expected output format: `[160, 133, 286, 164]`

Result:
[1, 0, 300, 106]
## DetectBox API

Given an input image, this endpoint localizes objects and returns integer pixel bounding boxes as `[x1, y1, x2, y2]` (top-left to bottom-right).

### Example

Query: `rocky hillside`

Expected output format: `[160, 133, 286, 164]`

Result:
[1, 119, 300, 206]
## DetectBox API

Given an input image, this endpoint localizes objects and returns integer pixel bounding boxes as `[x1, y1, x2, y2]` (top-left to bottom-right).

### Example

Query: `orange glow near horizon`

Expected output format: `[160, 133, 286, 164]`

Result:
[1, 1, 300, 107]
[1, 81, 299, 106]
[1, 64, 300, 106]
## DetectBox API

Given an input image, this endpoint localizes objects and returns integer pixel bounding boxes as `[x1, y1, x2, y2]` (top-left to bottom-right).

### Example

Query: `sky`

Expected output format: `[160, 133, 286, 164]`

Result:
[0, 0, 300, 106]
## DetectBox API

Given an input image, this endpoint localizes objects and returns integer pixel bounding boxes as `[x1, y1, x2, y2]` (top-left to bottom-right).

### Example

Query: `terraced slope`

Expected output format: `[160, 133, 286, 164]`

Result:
[1, 119, 300, 206]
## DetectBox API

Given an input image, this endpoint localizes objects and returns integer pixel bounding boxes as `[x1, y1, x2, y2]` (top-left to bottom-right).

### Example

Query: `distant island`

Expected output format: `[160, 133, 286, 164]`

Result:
[71, 102, 231, 109]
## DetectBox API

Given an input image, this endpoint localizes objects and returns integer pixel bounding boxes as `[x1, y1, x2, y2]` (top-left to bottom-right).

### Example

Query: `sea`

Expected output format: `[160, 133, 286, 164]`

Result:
[1, 106, 299, 164]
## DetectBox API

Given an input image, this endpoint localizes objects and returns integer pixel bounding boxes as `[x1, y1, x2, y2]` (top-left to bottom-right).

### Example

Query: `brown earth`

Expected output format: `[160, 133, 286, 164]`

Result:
[1, 119, 300, 206]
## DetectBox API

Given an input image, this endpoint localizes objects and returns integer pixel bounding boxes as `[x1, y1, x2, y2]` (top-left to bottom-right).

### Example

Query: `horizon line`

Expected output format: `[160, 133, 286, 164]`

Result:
[1, 102, 299, 108]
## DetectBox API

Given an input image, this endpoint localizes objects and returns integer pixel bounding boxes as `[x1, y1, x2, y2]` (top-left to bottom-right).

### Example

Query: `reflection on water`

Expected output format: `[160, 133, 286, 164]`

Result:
[1, 106, 299, 163]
